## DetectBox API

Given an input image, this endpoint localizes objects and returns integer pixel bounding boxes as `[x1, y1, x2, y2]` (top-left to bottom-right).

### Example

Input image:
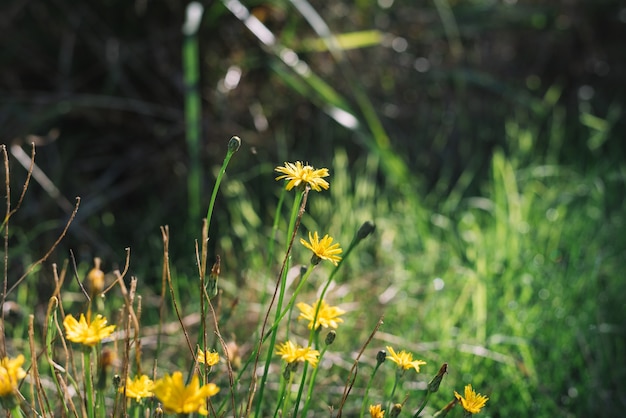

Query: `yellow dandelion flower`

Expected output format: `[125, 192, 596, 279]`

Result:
[0, 354, 26, 397]
[197, 348, 220, 367]
[275, 341, 320, 368]
[297, 299, 346, 330]
[63, 313, 116, 347]
[454, 384, 489, 414]
[385, 346, 427, 373]
[275, 161, 330, 192]
[153, 372, 219, 415]
[369, 404, 385, 418]
[300, 231, 342, 266]
[121, 375, 154, 400]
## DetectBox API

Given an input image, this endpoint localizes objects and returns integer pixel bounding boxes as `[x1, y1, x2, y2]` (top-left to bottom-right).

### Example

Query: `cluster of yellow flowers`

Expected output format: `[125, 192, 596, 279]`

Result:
[0, 157, 490, 417]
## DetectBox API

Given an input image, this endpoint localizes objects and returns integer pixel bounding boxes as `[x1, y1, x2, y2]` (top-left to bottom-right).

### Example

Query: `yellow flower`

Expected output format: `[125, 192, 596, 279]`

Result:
[121, 374, 154, 400]
[454, 384, 489, 414]
[385, 346, 426, 373]
[197, 348, 220, 367]
[297, 299, 346, 330]
[153, 372, 219, 415]
[63, 313, 116, 347]
[275, 161, 330, 192]
[300, 231, 342, 266]
[275, 341, 320, 368]
[0, 354, 26, 397]
[369, 404, 385, 418]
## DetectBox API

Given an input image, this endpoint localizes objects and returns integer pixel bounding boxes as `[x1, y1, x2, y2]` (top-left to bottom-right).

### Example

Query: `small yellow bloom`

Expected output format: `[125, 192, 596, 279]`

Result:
[369, 404, 385, 418]
[153, 372, 219, 415]
[275, 161, 330, 192]
[385, 346, 426, 373]
[275, 341, 320, 368]
[297, 299, 346, 330]
[197, 347, 220, 367]
[0, 354, 26, 397]
[63, 313, 116, 347]
[454, 384, 489, 414]
[121, 375, 154, 400]
[300, 231, 342, 266]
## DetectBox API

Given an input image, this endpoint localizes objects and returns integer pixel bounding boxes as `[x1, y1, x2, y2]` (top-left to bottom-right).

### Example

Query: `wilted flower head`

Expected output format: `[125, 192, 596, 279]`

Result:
[454, 384, 489, 414]
[275, 341, 320, 368]
[297, 299, 346, 330]
[275, 161, 330, 192]
[0, 354, 26, 397]
[153, 372, 219, 415]
[385, 346, 426, 374]
[63, 313, 116, 347]
[300, 231, 342, 266]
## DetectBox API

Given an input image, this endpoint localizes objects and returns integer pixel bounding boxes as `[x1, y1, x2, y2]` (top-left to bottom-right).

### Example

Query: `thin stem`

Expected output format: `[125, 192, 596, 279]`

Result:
[254, 190, 305, 418]
[205, 137, 240, 245]
[359, 362, 383, 418]
[387, 369, 402, 413]
[412, 391, 432, 418]
[292, 360, 310, 418]
[83, 350, 95, 418]
[301, 333, 328, 417]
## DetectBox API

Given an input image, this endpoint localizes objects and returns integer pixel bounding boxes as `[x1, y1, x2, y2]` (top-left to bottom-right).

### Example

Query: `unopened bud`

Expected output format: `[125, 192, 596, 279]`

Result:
[325, 330, 336, 346]
[390, 403, 402, 417]
[356, 221, 375, 242]
[376, 350, 387, 365]
[87, 257, 105, 296]
[310, 254, 322, 266]
[228, 136, 241, 153]
[428, 363, 448, 393]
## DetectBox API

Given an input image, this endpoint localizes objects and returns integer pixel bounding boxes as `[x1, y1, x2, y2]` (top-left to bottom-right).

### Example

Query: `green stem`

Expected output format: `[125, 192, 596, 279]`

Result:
[205, 136, 241, 244]
[8, 405, 25, 418]
[263, 264, 315, 341]
[388, 369, 402, 413]
[292, 360, 310, 418]
[273, 368, 293, 418]
[301, 334, 328, 417]
[413, 390, 432, 418]
[359, 362, 383, 418]
[83, 350, 94, 418]
[254, 190, 304, 418]
[308, 223, 370, 346]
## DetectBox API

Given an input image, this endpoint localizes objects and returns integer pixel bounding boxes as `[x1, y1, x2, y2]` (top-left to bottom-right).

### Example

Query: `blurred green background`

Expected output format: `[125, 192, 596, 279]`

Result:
[1, 0, 625, 416]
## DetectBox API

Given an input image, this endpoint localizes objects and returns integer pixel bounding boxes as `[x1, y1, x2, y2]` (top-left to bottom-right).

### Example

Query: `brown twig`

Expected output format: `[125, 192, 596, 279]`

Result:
[336, 315, 385, 418]
[160, 226, 196, 360]
[6, 197, 81, 296]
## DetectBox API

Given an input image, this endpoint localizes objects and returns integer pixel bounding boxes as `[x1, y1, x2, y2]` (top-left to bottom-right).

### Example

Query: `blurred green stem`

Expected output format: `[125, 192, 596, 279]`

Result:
[183, 26, 202, 231]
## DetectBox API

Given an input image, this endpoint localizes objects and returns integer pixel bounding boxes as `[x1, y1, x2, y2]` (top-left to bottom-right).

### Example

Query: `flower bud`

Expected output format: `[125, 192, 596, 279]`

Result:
[428, 363, 448, 393]
[356, 221, 376, 242]
[87, 257, 105, 297]
[325, 330, 336, 346]
[376, 350, 387, 365]
[228, 136, 241, 153]
[390, 403, 402, 417]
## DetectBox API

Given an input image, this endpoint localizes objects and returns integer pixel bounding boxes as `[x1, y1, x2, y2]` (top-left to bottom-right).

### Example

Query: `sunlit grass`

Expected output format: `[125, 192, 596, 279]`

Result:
[2, 104, 626, 418]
